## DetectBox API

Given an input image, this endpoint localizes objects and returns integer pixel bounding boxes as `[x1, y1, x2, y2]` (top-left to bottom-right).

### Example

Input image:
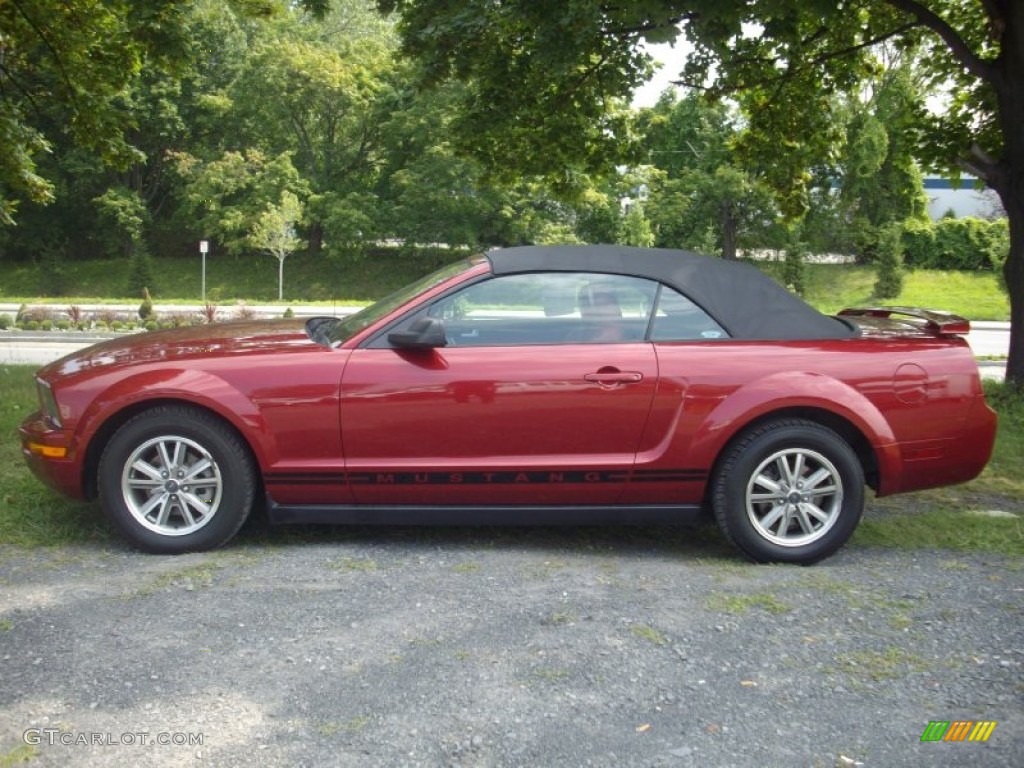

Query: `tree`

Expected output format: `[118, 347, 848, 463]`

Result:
[638, 91, 776, 258]
[380, 0, 1024, 386]
[0, 0, 328, 227]
[228, 1, 398, 257]
[171, 149, 307, 257]
[250, 191, 304, 301]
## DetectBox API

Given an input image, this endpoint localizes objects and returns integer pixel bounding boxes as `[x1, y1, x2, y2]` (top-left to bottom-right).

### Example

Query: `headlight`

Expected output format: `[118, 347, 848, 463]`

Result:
[36, 378, 62, 428]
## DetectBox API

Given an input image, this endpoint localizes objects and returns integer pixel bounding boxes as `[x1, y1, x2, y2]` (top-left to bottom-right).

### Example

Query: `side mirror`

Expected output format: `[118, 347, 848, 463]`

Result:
[388, 317, 447, 349]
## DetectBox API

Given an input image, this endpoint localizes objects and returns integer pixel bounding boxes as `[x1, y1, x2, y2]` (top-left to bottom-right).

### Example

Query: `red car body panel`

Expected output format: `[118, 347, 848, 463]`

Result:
[20, 251, 997, 530]
[338, 343, 658, 505]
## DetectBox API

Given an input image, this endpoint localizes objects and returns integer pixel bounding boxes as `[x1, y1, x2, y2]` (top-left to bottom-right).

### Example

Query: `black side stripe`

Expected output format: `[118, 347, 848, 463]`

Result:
[265, 469, 707, 486]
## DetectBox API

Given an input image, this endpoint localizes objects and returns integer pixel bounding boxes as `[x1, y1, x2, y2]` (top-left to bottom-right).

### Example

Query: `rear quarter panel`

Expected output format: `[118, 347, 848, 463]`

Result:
[624, 337, 992, 504]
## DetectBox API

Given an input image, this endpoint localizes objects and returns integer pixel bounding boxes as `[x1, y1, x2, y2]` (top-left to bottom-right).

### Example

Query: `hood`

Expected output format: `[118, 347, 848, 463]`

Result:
[40, 318, 319, 379]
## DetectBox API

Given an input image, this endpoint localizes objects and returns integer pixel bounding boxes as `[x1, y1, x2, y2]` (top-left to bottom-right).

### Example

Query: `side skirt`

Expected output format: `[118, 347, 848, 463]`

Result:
[266, 495, 705, 527]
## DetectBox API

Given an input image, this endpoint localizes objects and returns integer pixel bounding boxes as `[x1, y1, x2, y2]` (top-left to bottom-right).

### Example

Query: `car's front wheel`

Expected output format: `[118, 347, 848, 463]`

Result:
[98, 406, 256, 553]
[712, 419, 865, 564]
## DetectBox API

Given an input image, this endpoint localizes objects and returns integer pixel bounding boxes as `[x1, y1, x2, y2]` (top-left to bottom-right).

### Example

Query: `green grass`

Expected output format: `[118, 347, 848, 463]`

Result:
[756, 263, 1009, 320]
[705, 592, 792, 615]
[1, 366, 1020, 555]
[0, 247, 468, 305]
[832, 646, 931, 683]
[0, 366, 112, 548]
[857, 380, 1024, 556]
[0, 252, 1011, 321]
[630, 624, 670, 645]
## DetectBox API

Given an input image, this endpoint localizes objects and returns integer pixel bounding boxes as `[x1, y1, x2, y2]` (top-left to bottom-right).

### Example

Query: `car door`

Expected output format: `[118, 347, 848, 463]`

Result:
[339, 272, 660, 507]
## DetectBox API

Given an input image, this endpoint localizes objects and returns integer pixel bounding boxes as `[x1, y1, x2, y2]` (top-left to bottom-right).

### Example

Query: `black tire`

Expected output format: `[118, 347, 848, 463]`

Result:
[712, 418, 864, 565]
[98, 405, 256, 553]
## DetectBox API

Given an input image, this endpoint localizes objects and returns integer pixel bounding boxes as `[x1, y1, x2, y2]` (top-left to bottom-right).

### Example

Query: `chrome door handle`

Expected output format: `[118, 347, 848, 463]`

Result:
[584, 371, 643, 384]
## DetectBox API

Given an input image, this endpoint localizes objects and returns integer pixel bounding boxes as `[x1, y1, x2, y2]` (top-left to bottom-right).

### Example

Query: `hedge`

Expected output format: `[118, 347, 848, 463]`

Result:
[902, 217, 1008, 271]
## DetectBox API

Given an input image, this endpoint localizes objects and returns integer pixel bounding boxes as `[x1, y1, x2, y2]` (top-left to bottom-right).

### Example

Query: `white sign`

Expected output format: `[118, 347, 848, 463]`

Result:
[199, 240, 209, 254]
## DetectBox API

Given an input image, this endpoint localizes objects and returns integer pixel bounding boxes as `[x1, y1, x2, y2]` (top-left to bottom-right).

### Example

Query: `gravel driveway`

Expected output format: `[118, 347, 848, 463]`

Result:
[0, 524, 1020, 767]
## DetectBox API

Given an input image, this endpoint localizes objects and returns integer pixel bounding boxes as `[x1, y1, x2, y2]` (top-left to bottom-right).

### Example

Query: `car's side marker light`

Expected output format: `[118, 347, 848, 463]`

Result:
[28, 443, 67, 459]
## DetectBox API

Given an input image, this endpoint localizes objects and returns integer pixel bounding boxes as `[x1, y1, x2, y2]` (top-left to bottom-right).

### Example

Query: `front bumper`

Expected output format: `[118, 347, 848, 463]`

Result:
[19, 411, 87, 500]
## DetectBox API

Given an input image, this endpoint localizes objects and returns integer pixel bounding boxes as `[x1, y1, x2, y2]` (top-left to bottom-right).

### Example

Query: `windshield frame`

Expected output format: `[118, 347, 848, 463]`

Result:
[326, 256, 486, 346]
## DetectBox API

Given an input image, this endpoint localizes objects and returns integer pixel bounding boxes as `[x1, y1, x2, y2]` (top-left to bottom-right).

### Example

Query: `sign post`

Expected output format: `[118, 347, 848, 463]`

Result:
[199, 240, 209, 301]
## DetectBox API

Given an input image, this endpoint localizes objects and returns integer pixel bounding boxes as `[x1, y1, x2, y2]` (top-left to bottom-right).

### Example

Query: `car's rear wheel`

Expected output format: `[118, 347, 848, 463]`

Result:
[98, 406, 255, 553]
[712, 419, 864, 564]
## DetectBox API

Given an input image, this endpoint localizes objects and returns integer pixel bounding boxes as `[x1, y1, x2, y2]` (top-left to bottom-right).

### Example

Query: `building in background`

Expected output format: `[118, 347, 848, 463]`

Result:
[924, 175, 1004, 220]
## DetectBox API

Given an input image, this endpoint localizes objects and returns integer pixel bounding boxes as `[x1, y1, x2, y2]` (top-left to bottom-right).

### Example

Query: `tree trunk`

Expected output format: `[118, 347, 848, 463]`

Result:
[995, 2, 1024, 388]
[999, 184, 1023, 387]
[278, 256, 284, 302]
[721, 200, 737, 260]
[308, 221, 324, 255]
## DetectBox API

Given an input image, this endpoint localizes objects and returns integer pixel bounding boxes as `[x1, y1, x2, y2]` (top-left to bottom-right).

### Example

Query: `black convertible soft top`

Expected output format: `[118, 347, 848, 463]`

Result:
[485, 244, 854, 340]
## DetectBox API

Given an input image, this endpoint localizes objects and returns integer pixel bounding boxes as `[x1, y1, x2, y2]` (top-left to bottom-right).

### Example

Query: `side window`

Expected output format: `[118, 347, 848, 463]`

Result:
[650, 286, 729, 341]
[385, 272, 659, 347]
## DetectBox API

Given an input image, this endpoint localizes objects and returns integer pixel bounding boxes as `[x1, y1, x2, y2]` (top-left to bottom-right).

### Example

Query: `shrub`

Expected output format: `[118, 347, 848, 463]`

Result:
[16, 304, 48, 324]
[902, 217, 1009, 271]
[138, 287, 155, 320]
[25, 320, 40, 331]
[95, 308, 119, 327]
[0, 314, 11, 330]
[40, 319, 54, 331]
[900, 219, 935, 268]
[198, 302, 218, 324]
[66, 305, 85, 325]
[127, 252, 157, 296]
[782, 239, 807, 296]
[283, 307, 295, 318]
[873, 222, 905, 299]
[234, 301, 256, 321]
[145, 320, 158, 331]
[56, 320, 71, 330]
[164, 312, 191, 328]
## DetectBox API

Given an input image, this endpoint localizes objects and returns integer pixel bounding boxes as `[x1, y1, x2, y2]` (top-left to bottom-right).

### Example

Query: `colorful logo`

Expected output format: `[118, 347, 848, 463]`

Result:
[920, 721, 997, 742]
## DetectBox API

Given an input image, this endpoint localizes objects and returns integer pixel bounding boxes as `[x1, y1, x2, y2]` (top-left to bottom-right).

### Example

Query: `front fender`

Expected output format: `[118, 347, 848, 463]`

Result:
[684, 371, 900, 485]
[75, 368, 277, 469]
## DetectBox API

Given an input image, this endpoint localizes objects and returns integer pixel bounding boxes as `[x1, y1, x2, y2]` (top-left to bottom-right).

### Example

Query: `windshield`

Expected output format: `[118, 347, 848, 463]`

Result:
[327, 257, 482, 345]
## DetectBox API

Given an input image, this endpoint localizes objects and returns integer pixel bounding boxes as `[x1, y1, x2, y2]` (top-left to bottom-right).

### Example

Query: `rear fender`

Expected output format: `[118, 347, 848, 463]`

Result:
[686, 371, 900, 488]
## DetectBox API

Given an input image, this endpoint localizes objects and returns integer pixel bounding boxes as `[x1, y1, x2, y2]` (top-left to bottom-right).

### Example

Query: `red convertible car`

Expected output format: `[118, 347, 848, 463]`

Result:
[20, 245, 996, 563]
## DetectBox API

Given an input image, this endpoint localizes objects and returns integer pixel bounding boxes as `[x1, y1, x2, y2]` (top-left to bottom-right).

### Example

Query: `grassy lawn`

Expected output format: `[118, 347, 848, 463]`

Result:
[0, 252, 1011, 322]
[760, 263, 1010, 320]
[1, 365, 1020, 555]
[0, 248, 468, 306]
[0, 366, 112, 548]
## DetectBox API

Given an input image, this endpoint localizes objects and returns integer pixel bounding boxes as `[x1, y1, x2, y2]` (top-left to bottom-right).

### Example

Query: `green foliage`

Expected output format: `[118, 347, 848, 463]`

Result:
[782, 236, 807, 297]
[138, 287, 155, 321]
[250, 191, 304, 300]
[902, 217, 1009, 273]
[37, 248, 69, 297]
[127, 253, 157, 298]
[0, 314, 11, 330]
[0, 0, 188, 225]
[873, 222, 905, 299]
[638, 92, 776, 257]
[835, 62, 930, 230]
[171, 149, 308, 256]
[619, 203, 655, 248]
